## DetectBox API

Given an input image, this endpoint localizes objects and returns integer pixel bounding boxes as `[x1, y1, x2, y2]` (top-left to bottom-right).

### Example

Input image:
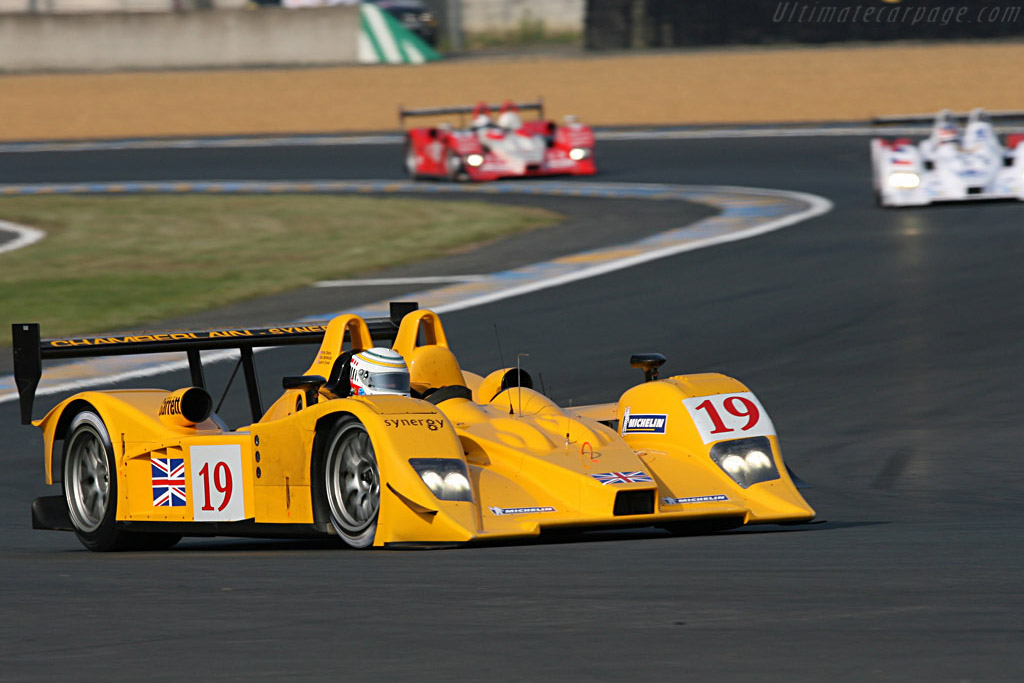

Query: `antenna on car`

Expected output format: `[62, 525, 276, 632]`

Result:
[516, 353, 529, 416]
[564, 397, 573, 455]
[539, 372, 547, 398]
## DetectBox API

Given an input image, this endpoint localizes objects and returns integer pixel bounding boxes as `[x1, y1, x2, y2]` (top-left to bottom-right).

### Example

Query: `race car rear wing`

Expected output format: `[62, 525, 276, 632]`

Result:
[11, 301, 419, 425]
[399, 99, 544, 125]
[871, 109, 1024, 125]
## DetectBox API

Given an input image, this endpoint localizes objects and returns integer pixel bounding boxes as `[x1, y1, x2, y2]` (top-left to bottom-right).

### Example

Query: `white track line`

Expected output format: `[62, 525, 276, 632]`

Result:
[0, 184, 832, 403]
[0, 219, 45, 255]
[431, 186, 831, 315]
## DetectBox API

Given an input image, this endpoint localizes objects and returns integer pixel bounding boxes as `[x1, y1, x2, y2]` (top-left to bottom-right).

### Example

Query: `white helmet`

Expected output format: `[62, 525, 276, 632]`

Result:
[497, 110, 522, 131]
[349, 348, 410, 397]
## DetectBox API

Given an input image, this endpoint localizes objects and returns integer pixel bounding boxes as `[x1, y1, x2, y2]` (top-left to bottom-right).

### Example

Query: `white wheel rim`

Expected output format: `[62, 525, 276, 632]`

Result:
[66, 426, 110, 533]
[325, 424, 379, 539]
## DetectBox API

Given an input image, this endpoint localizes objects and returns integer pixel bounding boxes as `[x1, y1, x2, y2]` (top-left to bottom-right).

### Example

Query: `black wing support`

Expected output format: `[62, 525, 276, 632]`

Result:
[11, 301, 419, 426]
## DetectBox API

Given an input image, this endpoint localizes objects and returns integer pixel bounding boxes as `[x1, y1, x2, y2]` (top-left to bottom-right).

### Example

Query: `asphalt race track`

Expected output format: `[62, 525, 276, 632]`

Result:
[1, 136, 1023, 682]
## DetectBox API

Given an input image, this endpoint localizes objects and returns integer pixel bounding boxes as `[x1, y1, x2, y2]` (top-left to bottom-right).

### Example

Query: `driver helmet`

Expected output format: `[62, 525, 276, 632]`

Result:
[472, 112, 493, 129]
[937, 125, 960, 144]
[935, 112, 960, 144]
[349, 348, 410, 397]
[497, 110, 522, 131]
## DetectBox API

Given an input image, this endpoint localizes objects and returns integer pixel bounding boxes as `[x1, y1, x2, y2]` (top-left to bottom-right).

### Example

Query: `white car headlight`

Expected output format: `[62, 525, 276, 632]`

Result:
[709, 437, 780, 489]
[466, 154, 484, 167]
[720, 455, 749, 480]
[420, 471, 444, 494]
[888, 172, 921, 189]
[569, 148, 589, 161]
[745, 450, 773, 471]
[409, 458, 473, 502]
[443, 471, 471, 496]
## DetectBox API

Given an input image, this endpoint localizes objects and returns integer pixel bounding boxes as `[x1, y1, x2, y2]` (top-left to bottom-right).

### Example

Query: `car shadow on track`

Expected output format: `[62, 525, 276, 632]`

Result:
[139, 519, 883, 554]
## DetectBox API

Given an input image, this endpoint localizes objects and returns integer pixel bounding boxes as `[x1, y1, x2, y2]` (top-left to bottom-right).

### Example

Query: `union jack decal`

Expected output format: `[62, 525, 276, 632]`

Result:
[152, 458, 186, 506]
[590, 471, 653, 485]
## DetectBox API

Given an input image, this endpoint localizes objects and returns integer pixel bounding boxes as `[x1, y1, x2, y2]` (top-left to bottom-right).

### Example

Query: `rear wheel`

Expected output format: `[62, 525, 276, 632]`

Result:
[322, 417, 380, 548]
[63, 410, 180, 552]
[404, 138, 419, 179]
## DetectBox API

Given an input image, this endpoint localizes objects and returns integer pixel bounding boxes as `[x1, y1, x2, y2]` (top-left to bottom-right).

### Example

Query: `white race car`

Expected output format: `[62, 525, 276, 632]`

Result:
[871, 109, 1024, 207]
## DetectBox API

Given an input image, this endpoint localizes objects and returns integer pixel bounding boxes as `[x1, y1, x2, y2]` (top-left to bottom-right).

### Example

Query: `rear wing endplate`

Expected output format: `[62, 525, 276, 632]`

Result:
[12, 301, 419, 425]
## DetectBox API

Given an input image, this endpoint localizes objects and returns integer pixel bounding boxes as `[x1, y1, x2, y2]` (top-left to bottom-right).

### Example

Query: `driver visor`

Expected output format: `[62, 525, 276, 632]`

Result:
[368, 372, 410, 394]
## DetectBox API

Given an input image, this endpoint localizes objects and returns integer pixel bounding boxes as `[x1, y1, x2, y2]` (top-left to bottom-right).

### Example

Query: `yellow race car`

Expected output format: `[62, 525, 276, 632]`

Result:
[13, 303, 814, 551]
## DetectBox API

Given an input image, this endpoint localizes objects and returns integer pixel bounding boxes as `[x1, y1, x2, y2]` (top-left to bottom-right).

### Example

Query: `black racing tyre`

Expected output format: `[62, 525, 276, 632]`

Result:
[320, 416, 380, 548]
[404, 138, 419, 179]
[444, 147, 464, 182]
[62, 410, 127, 551]
[62, 410, 181, 552]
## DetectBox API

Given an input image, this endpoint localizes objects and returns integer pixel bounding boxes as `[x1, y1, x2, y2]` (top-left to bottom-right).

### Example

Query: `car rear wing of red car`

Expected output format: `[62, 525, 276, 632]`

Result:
[871, 109, 1024, 125]
[400, 99, 544, 125]
[11, 301, 419, 425]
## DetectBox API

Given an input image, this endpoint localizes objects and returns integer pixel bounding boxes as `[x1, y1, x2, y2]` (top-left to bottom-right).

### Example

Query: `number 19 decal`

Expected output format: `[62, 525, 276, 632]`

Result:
[682, 392, 775, 444]
[190, 444, 245, 521]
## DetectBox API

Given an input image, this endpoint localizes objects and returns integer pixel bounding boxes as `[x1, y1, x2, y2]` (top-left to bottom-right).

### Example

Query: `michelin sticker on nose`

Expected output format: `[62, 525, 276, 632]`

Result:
[621, 407, 668, 435]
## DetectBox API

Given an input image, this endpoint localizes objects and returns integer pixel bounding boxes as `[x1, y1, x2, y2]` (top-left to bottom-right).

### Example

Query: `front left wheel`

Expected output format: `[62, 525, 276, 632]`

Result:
[322, 417, 380, 548]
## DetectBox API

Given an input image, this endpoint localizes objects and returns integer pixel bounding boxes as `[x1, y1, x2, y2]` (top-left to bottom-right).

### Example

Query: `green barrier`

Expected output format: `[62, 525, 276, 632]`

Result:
[359, 2, 441, 64]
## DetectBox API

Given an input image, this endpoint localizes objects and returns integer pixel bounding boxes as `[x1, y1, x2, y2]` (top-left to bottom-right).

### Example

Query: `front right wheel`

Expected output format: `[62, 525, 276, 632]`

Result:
[444, 147, 464, 181]
[322, 417, 380, 548]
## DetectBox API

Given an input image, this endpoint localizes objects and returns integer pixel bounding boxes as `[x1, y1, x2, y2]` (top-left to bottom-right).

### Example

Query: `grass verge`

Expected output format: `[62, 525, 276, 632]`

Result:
[0, 194, 560, 345]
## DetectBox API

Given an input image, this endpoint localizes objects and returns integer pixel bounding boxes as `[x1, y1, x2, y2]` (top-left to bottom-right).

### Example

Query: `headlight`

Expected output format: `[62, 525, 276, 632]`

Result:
[709, 437, 780, 489]
[569, 148, 589, 161]
[466, 154, 484, 167]
[888, 172, 920, 189]
[409, 458, 473, 502]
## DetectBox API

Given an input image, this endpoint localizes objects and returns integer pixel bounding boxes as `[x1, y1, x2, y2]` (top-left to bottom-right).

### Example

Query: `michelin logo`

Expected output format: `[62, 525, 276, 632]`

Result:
[662, 495, 729, 506]
[489, 506, 556, 517]
[621, 407, 667, 435]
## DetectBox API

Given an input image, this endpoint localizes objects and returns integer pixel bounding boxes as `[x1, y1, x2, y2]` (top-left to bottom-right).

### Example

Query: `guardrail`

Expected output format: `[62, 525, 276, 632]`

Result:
[585, 0, 1024, 49]
[0, 3, 437, 71]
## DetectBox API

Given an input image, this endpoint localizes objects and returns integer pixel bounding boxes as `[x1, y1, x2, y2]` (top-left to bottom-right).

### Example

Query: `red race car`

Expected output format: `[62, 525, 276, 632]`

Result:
[400, 100, 596, 181]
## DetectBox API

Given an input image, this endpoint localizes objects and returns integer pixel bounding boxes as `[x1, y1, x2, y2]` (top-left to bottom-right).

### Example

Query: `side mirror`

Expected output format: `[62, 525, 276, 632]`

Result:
[630, 353, 666, 383]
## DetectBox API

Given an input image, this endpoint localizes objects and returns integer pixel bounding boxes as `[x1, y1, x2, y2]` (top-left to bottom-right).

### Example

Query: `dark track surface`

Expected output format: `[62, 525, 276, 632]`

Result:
[2, 137, 1024, 681]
